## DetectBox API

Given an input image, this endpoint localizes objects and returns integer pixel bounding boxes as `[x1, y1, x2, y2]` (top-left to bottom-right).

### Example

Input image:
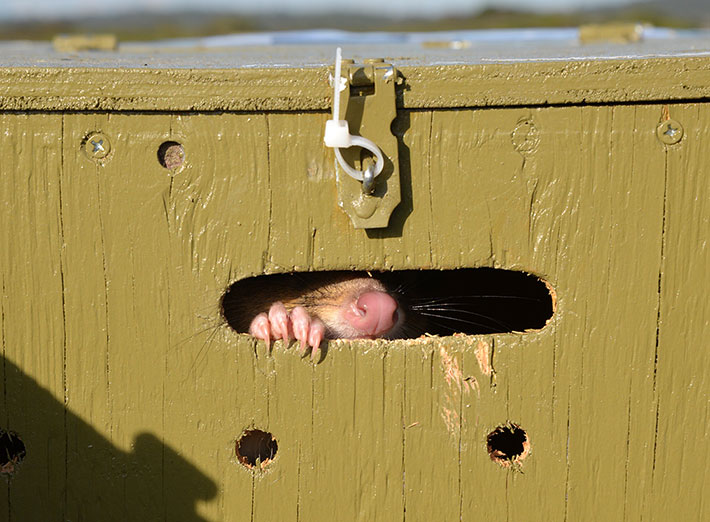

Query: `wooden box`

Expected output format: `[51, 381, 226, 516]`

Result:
[1, 28, 708, 520]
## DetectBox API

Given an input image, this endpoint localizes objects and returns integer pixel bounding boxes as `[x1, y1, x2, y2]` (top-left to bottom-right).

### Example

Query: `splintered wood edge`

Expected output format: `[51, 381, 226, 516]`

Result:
[543, 278, 558, 325]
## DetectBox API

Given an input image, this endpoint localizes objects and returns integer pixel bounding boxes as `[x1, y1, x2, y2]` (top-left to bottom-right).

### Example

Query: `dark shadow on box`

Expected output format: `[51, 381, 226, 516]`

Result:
[366, 109, 413, 239]
[0, 355, 217, 521]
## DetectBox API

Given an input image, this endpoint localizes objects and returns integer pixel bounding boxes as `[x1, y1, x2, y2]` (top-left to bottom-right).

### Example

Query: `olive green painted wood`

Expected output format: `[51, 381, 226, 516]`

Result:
[1, 97, 708, 520]
[651, 105, 710, 520]
[0, 113, 66, 519]
[4, 56, 710, 112]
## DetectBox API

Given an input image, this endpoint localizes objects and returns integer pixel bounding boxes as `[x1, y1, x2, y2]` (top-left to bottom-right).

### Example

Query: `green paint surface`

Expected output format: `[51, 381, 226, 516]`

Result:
[3, 38, 710, 111]
[0, 52, 708, 521]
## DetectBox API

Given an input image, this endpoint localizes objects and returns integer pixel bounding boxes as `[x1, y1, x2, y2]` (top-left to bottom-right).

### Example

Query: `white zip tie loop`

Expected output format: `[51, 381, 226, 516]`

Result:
[323, 47, 385, 182]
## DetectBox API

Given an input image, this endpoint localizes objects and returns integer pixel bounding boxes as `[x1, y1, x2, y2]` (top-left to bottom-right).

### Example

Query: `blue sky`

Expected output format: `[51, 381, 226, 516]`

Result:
[0, 0, 639, 20]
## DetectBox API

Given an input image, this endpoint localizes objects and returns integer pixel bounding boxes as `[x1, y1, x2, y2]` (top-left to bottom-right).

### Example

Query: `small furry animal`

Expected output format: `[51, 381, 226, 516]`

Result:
[221, 269, 552, 360]
[222, 272, 408, 359]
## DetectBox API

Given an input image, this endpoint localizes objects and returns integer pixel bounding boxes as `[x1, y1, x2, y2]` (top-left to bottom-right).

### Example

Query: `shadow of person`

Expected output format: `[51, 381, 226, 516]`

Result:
[1, 355, 218, 521]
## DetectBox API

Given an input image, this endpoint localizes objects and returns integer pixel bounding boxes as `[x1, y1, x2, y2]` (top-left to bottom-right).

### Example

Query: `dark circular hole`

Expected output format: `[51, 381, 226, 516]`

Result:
[236, 429, 278, 470]
[0, 429, 26, 475]
[157, 141, 185, 170]
[486, 423, 530, 467]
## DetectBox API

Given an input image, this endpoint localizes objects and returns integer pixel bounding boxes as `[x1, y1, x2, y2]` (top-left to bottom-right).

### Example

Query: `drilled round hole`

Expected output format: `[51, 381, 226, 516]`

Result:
[0, 429, 26, 475]
[157, 141, 185, 170]
[486, 423, 530, 467]
[236, 429, 278, 470]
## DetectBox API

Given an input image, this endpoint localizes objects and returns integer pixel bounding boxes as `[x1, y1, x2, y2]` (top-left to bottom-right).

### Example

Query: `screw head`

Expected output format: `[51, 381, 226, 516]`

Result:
[657, 119, 683, 145]
[84, 132, 111, 160]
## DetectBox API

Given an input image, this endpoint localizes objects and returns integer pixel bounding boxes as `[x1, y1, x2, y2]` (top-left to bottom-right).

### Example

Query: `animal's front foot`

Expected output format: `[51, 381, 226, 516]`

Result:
[249, 302, 325, 360]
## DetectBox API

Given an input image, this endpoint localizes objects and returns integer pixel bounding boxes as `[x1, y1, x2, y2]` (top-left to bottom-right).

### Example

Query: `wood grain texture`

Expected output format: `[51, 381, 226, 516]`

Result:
[0, 113, 66, 520]
[1, 100, 707, 521]
[651, 104, 710, 520]
[4, 56, 710, 111]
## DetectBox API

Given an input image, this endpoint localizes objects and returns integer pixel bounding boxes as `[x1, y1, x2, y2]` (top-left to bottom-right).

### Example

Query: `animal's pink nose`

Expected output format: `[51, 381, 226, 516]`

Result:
[348, 291, 398, 337]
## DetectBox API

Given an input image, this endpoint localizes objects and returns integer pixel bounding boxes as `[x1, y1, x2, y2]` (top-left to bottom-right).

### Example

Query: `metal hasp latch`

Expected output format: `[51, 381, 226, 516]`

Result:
[324, 49, 401, 229]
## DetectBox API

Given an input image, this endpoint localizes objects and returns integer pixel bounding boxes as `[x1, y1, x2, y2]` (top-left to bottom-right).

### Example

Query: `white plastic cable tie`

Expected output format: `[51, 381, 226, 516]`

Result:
[323, 47, 385, 182]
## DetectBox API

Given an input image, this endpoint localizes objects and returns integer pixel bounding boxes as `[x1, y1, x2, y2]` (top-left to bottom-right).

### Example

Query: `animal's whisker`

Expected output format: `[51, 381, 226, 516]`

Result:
[415, 311, 502, 332]
[386, 322, 420, 340]
[409, 295, 545, 304]
[410, 316, 473, 335]
[410, 306, 512, 330]
[173, 320, 224, 347]
[390, 279, 418, 298]
[390, 282, 407, 294]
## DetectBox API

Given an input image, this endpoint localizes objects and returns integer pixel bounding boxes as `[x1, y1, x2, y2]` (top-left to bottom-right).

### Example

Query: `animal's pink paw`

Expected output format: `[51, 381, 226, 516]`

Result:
[249, 302, 325, 359]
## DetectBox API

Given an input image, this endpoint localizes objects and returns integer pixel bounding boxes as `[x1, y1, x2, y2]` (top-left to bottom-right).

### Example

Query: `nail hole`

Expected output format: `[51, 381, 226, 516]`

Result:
[221, 268, 555, 339]
[236, 429, 278, 470]
[486, 423, 530, 468]
[157, 141, 185, 170]
[0, 429, 26, 476]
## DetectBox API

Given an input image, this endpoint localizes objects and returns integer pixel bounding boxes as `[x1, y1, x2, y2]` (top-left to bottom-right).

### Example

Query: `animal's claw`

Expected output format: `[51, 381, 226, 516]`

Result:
[249, 303, 326, 361]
